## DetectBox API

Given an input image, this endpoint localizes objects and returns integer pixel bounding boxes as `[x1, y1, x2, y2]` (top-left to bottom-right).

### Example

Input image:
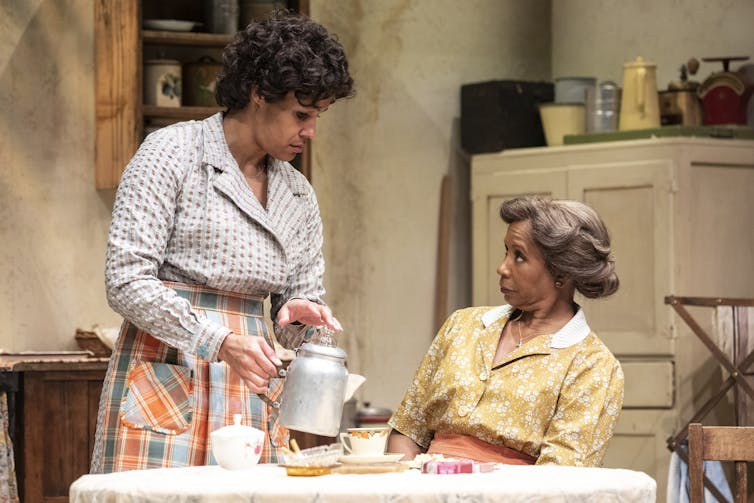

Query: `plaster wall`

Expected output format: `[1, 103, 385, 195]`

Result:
[0, 0, 120, 353]
[552, 0, 754, 92]
[310, 0, 550, 410]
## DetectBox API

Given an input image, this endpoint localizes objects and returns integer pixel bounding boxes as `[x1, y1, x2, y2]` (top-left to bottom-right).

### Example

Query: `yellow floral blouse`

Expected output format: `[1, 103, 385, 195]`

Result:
[389, 305, 624, 467]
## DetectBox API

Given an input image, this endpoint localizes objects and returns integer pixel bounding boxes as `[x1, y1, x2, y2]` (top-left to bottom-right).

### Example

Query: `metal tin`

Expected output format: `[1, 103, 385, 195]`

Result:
[204, 0, 239, 34]
[586, 81, 621, 133]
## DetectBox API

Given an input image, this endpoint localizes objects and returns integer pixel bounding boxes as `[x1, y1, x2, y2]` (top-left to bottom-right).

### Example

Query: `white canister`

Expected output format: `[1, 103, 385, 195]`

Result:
[555, 77, 597, 104]
[144, 59, 182, 107]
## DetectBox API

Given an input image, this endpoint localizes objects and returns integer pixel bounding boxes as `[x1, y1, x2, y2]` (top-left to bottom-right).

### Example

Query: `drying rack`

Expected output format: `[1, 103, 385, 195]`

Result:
[665, 296, 754, 503]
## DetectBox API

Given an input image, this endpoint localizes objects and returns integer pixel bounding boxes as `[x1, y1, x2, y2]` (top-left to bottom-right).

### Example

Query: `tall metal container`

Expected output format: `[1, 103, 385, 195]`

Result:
[277, 342, 348, 437]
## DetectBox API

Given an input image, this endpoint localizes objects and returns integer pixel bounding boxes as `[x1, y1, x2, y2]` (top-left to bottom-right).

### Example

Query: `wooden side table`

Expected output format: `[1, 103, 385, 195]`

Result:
[0, 354, 109, 503]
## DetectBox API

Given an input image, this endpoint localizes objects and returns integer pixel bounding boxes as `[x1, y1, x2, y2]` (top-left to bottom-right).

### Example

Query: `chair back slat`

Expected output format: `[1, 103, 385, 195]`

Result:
[688, 423, 754, 503]
[703, 427, 754, 461]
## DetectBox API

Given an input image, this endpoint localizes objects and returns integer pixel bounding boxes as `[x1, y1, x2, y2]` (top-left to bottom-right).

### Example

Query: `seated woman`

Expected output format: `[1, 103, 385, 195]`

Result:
[388, 195, 624, 467]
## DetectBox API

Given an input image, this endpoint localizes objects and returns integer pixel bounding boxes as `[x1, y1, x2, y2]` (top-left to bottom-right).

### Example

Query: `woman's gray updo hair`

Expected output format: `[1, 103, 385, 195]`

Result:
[500, 196, 619, 299]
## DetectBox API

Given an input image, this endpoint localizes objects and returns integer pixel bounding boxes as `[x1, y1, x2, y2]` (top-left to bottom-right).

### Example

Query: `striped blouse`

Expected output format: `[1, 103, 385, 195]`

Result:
[105, 113, 324, 361]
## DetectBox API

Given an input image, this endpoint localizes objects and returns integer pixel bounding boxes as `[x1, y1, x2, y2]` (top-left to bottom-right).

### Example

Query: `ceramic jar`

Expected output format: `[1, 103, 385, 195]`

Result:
[183, 57, 223, 107]
[538, 103, 585, 146]
[210, 414, 265, 470]
[144, 59, 182, 107]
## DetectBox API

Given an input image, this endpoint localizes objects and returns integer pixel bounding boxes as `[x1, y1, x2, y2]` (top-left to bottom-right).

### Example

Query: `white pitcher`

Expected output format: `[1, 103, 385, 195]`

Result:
[619, 57, 660, 130]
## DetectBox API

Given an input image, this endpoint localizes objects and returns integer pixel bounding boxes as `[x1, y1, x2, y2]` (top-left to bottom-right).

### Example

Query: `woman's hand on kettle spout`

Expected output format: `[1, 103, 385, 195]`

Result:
[218, 334, 282, 393]
[277, 298, 343, 332]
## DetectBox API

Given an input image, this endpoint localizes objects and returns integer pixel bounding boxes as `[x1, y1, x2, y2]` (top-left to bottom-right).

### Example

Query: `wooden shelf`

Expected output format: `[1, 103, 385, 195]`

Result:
[95, 0, 311, 189]
[142, 30, 233, 47]
[143, 105, 222, 121]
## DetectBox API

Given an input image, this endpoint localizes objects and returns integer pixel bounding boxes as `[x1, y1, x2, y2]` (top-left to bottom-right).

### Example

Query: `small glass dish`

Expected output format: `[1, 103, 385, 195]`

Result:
[281, 443, 343, 467]
[280, 464, 333, 477]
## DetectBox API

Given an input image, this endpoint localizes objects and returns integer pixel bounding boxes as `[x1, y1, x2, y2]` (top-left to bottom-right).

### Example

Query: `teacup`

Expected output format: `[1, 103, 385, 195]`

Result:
[339, 427, 390, 456]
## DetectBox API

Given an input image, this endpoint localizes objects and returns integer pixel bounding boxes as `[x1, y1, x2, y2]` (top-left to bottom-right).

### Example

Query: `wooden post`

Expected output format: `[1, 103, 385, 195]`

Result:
[94, 0, 141, 189]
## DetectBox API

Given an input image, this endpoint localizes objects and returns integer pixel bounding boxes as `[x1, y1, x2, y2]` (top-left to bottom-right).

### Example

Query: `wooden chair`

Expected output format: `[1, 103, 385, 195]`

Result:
[688, 423, 754, 503]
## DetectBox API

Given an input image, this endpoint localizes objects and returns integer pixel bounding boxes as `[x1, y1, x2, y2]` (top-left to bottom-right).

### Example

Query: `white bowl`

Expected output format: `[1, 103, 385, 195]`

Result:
[538, 103, 585, 146]
[210, 414, 265, 470]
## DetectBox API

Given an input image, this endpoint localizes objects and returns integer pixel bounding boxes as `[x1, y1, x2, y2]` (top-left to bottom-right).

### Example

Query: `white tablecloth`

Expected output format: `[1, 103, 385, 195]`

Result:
[70, 464, 656, 503]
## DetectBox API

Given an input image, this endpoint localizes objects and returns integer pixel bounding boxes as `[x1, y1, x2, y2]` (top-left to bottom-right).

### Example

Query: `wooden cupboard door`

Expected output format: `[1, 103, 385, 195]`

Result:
[471, 169, 567, 305]
[567, 160, 676, 356]
[603, 408, 677, 499]
[21, 370, 105, 503]
[683, 163, 754, 298]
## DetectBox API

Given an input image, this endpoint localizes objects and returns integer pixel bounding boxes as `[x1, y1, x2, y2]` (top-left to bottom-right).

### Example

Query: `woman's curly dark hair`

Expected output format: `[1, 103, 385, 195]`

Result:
[216, 9, 354, 111]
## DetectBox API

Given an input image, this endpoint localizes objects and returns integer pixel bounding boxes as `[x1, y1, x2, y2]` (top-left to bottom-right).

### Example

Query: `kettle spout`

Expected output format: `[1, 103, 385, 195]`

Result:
[344, 373, 366, 402]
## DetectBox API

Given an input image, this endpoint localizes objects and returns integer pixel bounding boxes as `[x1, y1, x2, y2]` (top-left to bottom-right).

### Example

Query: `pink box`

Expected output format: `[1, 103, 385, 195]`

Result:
[422, 460, 474, 474]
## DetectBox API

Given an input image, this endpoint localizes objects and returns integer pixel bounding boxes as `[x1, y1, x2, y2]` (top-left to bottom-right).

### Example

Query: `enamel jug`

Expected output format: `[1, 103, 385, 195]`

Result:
[619, 57, 661, 130]
[277, 329, 349, 437]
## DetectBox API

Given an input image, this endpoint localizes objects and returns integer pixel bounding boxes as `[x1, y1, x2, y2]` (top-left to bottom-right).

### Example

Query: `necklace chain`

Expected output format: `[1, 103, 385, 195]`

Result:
[509, 310, 525, 348]
[512, 312, 535, 348]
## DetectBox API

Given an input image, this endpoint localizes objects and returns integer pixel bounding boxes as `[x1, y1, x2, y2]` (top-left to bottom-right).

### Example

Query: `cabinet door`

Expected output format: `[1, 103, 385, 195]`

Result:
[471, 169, 567, 305]
[567, 160, 675, 356]
[603, 408, 677, 499]
[21, 370, 105, 503]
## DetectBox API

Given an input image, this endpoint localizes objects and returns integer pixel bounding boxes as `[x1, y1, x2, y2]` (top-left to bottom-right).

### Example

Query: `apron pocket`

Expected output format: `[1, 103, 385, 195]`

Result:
[120, 361, 194, 435]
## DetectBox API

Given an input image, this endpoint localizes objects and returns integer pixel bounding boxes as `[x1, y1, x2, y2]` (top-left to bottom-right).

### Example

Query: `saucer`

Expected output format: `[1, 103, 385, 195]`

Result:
[338, 453, 404, 464]
[143, 19, 201, 32]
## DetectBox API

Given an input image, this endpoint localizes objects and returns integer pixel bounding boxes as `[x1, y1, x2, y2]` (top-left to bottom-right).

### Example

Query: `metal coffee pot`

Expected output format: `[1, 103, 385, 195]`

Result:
[276, 329, 360, 437]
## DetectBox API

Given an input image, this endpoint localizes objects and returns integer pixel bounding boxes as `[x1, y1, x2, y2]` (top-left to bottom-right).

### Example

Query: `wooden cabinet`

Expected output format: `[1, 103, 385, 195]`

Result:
[94, 0, 310, 189]
[471, 138, 754, 499]
[0, 358, 109, 502]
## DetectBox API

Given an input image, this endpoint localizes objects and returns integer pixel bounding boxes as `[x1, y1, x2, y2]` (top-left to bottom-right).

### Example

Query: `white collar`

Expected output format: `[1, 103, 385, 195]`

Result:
[480, 304, 591, 349]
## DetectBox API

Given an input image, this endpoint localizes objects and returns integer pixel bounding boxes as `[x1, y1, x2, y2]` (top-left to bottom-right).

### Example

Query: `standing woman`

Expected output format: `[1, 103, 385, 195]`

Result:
[91, 10, 354, 473]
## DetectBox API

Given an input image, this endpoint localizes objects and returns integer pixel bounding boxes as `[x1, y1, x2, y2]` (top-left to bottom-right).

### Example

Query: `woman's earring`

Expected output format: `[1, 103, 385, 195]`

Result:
[555, 280, 563, 288]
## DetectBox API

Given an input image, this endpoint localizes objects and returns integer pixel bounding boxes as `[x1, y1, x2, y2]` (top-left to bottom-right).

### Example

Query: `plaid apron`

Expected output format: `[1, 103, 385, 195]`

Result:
[91, 282, 287, 473]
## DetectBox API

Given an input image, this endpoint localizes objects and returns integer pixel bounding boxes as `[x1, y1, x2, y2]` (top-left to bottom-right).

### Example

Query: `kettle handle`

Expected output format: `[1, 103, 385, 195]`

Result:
[254, 365, 287, 410]
[257, 393, 280, 410]
[253, 361, 290, 414]
[636, 67, 646, 117]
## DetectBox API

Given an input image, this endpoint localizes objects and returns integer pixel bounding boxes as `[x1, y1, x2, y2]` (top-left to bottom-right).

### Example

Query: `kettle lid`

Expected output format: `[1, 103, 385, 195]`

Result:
[299, 342, 346, 359]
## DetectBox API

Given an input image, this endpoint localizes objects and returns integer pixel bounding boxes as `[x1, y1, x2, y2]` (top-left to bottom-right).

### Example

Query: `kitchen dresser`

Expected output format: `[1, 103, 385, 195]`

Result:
[94, 0, 310, 189]
[471, 137, 754, 499]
